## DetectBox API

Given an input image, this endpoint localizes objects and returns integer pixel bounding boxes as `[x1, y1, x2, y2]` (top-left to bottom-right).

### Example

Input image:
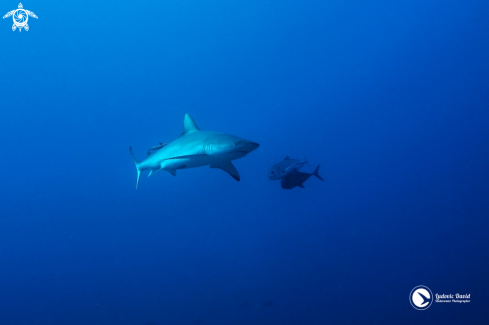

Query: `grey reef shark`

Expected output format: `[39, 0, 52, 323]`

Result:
[130, 114, 259, 189]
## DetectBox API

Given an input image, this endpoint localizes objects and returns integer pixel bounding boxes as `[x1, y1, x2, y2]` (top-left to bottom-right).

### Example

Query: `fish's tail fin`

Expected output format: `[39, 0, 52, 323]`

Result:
[313, 165, 324, 181]
[129, 147, 142, 190]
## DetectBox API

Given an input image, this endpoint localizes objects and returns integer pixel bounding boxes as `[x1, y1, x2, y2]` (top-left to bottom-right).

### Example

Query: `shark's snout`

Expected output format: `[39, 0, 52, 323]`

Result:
[240, 140, 259, 153]
[249, 142, 259, 151]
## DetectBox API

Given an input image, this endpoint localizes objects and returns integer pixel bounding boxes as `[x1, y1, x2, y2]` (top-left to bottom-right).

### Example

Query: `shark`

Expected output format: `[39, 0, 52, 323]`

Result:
[130, 114, 259, 189]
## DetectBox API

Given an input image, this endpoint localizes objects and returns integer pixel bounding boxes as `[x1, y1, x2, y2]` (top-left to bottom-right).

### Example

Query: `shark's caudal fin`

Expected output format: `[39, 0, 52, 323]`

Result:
[313, 165, 324, 181]
[181, 114, 200, 136]
[129, 147, 142, 190]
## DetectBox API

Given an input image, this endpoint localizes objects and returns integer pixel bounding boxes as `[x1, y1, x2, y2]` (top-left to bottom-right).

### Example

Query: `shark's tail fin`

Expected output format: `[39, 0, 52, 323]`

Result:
[129, 147, 142, 190]
[313, 165, 324, 181]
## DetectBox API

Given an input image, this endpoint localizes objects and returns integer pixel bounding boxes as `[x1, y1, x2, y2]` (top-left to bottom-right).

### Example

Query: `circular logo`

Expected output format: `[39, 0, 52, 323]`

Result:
[409, 285, 433, 310]
[13, 9, 28, 27]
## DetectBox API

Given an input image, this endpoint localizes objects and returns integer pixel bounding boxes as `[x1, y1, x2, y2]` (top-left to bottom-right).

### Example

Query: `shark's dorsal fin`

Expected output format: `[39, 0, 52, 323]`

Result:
[181, 114, 200, 136]
[284, 156, 290, 160]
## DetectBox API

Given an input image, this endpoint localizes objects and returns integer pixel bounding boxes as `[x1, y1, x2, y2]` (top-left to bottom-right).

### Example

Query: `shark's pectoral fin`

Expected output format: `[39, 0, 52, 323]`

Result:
[210, 160, 240, 181]
[168, 169, 177, 176]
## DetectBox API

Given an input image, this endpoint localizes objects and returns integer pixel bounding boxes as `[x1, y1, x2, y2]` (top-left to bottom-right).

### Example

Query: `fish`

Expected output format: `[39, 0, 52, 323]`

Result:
[147, 142, 167, 156]
[280, 165, 323, 189]
[268, 156, 309, 180]
[130, 114, 259, 189]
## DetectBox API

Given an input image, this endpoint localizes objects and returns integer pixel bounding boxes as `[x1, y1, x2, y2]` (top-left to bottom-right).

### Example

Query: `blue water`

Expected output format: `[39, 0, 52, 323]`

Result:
[1, 1, 488, 324]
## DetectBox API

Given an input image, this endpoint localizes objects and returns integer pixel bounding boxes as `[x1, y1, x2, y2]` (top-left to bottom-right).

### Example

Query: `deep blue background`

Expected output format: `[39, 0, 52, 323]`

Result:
[1, 1, 488, 324]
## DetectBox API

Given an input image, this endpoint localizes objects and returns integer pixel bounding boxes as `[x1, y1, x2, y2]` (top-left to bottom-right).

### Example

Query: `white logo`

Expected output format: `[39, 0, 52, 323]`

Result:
[410, 285, 433, 310]
[3, 3, 37, 32]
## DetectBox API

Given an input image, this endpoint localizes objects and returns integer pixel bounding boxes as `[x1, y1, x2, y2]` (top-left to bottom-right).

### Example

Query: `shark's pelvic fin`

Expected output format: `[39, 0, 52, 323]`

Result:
[129, 147, 142, 190]
[181, 114, 200, 136]
[168, 169, 177, 176]
[210, 160, 240, 181]
[148, 170, 153, 177]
